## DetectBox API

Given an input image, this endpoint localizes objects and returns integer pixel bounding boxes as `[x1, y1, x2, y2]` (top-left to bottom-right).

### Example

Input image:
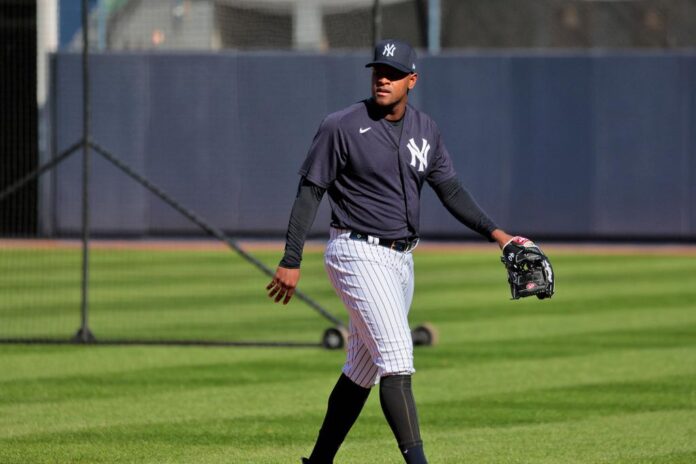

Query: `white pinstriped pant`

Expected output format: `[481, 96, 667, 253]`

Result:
[325, 228, 415, 388]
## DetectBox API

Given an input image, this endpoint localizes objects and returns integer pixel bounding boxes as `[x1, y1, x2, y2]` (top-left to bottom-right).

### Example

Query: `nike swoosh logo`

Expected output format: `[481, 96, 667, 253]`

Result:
[359, 127, 372, 134]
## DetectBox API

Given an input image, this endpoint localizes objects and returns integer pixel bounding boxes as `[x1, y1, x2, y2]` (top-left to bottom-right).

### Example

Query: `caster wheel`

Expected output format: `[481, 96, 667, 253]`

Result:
[322, 326, 349, 350]
[412, 323, 439, 346]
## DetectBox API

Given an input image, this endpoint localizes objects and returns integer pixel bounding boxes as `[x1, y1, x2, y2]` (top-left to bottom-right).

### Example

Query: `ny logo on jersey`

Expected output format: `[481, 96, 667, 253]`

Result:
[407, 138, 430, 172]
[383, 43, 396, 57]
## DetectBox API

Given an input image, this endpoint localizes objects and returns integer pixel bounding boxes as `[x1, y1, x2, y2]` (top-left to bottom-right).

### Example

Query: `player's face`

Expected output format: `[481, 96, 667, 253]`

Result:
[371, 65, 418, 108]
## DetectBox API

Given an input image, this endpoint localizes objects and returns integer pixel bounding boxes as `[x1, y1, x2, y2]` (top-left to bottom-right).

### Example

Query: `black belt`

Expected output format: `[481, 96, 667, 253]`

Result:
[349, 231, 419, 252]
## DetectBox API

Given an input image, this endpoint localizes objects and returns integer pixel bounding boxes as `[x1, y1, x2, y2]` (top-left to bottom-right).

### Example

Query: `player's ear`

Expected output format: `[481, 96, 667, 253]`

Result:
[407, 72, 418, 90]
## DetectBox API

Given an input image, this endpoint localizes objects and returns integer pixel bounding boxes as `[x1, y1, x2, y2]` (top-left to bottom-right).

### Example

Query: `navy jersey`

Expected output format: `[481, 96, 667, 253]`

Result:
[299, 99, 457, 239]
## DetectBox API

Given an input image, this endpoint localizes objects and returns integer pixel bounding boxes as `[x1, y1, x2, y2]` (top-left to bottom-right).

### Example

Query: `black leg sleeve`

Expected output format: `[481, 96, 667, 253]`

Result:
[308, 373, 371, 464]
[380, 374, 428, 464]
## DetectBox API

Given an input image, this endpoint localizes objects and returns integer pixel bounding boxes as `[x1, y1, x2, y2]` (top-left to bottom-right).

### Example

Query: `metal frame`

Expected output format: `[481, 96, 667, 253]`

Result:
[0, 0, 345, 349]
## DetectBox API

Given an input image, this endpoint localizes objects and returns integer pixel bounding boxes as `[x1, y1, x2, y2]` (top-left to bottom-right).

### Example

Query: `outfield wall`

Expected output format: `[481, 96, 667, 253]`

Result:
[49, 51, 696, 240]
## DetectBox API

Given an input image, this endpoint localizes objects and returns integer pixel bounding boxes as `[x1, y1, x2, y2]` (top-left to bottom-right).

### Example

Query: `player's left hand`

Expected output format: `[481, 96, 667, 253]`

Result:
[267, 267, 301, 305]
[491, 229, 515, 249]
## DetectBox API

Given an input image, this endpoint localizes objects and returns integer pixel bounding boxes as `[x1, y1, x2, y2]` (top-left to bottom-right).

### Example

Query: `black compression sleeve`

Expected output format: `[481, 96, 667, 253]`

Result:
[432, 177, 498, 241]
[279, 178, 326, 269]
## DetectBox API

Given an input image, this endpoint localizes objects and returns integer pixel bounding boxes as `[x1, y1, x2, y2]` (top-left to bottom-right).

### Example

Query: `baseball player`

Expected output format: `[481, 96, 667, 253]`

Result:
[267, 39, 516, 464]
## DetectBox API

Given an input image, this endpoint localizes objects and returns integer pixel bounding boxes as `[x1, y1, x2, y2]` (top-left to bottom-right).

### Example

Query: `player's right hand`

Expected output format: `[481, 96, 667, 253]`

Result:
[266, 267, 301, 305]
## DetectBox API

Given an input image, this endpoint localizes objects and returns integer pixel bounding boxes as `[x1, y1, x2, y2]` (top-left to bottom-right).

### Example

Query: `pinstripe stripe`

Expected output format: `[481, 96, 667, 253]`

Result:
[325, 228, 415, 388]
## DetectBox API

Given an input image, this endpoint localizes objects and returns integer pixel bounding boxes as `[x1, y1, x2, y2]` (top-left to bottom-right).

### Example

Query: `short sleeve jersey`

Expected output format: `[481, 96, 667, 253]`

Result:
[299, 99, 457, 239]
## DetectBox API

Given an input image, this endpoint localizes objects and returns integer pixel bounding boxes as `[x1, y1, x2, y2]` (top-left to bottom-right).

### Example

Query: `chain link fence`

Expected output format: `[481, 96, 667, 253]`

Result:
[442, 0, 696, 49]
[62, 0, 696, 52]
[3, 0, 696, 345]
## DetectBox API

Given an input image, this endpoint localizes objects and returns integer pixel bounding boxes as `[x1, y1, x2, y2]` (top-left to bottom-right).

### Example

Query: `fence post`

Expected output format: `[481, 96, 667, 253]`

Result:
[74, 0, 95, 343]
[428, 0, 441, 54]
[372, 0, 382, 46]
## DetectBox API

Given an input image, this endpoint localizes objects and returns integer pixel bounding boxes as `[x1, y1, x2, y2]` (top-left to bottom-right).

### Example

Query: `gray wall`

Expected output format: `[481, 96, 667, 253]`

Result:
[50, 51, 696, 240]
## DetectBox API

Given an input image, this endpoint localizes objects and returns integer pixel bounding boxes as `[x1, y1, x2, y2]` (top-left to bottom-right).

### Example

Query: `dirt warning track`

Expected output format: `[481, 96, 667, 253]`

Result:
[2, 238, 696, 256]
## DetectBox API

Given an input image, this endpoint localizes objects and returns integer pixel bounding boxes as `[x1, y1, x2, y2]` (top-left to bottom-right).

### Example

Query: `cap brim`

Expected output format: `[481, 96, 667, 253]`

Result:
[365, 60, 413, 74]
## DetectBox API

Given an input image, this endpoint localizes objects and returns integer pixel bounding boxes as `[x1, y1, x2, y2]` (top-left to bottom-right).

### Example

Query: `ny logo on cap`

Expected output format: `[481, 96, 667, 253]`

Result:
[383, 43, 396, 57]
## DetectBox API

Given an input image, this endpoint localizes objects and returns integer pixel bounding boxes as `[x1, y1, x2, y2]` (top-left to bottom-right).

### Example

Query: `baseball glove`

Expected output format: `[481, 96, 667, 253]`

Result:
[500, 236, 554, 300]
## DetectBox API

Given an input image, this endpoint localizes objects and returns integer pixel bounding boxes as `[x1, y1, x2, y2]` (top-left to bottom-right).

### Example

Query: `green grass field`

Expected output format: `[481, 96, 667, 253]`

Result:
[1, 245, 696, 463]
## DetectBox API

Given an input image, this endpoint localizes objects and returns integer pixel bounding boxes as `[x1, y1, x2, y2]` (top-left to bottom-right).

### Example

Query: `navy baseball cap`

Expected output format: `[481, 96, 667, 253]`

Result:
[365, 39, 417, 74]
